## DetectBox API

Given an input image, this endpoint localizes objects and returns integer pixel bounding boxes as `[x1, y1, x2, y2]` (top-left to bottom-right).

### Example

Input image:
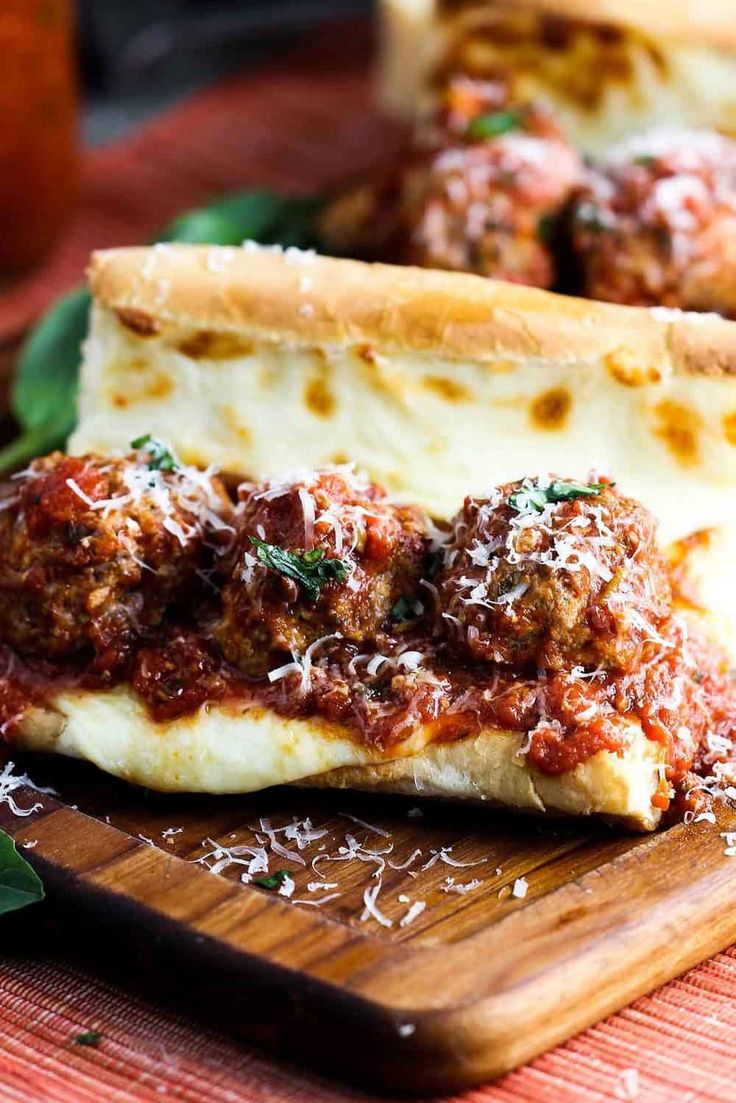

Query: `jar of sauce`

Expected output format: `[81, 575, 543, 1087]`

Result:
[0, 1, 78, 277]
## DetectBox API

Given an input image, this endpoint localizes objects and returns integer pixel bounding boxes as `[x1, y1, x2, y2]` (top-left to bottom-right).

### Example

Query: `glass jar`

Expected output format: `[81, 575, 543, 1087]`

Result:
[0, 0, 78, 277]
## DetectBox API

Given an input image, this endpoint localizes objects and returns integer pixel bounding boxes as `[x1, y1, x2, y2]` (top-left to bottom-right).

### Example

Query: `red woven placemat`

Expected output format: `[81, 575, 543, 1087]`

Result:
[2, 947, 736, 1103]
[1, 27, 735, 1103]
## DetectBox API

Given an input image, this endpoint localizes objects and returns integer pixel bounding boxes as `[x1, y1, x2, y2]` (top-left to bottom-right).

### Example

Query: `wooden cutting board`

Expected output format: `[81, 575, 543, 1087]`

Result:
[3, 753, 736, 1094]
[4, 26, 736, 1094]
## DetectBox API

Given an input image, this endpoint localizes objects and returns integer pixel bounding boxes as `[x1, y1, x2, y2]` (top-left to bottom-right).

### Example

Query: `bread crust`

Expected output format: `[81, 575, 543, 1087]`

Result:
[88, 245, 736, 378]
[432, 0, 736, 48]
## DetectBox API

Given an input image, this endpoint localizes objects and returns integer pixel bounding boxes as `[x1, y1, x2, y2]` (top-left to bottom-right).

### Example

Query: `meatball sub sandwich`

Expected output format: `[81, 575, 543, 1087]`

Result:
[7, 245, 736, 830]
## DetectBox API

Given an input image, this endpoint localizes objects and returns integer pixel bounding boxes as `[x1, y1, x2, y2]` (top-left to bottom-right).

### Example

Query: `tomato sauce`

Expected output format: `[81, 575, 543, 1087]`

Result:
[1, 604, 734, 811]
[1, 459, 735, 816]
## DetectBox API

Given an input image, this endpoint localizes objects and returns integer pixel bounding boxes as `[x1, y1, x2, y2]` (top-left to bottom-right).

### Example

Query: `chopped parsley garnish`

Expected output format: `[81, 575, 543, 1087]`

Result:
[73, 1031, 103, 1047]
[466, 108, 524, 142]
[254, 869, 290, 890]
[633, 154, 656, 168]
[391, 596, 424, 623]
[131, 433, 178, 472]
[508, 480, 609, 514]
[249, 537, 350, 601]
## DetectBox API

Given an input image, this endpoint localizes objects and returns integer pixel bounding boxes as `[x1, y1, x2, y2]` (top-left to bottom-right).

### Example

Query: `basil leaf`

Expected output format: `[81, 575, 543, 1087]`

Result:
[0, 287, 91, 474]
[249, 536, 350, 601]
[0, 190, 325, 476]
[466, 109, 523, 141]
[131, 433, 177, 472]
[254, 869, 290, 890]
[0, 829, 44, 916]
[157, 191, 324, 250]
[508, 481, 608, 513]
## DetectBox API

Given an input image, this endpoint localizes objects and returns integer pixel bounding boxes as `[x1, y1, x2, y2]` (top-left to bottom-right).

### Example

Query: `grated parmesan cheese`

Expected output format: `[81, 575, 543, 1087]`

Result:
[441, 877, 482, 895]
[512, 877, 529, 899]
[399, 900, 426, 927]
[361, 878, 393, 928]
[0, 761, 55, 817]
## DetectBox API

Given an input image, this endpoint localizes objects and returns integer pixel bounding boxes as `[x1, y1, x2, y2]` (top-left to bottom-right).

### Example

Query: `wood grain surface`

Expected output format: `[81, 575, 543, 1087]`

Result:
[1, 753, 735, 1094]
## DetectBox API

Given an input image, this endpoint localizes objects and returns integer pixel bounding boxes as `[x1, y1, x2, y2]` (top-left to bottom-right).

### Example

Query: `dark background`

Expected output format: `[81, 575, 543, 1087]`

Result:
[77, 0, 372, 144]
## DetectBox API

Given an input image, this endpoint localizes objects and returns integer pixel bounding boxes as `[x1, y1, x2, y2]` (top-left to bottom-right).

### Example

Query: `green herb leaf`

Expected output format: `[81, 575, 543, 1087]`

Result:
[249, 536, 350, 601]
[0, 191, 326, 476]
[254, 869, 290, 890]
[0, 287, 91, 475]
[73, 1031, 102, 1047]
[391, 596, 424, 623]
[131, 434, 178, 472]
[0, 829, 44, 916]
[466, 109, 524, 142]
[508, 480, 609, 514]
[633, 154, 656, 168]
[157, 191, 324, 250]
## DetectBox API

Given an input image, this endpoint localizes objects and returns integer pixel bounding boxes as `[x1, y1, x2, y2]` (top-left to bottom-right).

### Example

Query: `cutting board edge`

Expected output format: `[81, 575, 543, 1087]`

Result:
[6, 792, 736, 1092]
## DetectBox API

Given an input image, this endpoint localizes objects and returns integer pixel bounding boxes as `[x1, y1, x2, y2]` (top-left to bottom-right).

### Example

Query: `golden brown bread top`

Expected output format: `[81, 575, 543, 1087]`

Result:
[89, 244, 736, 376]
[432, 0, 736, 48]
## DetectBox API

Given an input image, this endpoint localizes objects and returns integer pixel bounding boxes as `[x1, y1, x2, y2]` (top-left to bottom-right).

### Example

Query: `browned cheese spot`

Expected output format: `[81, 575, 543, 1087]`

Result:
[304, 352, 336, 419]
[422, 375, 471, 403]
[723, 412, 736, 447]
[530, 387, 571, 430]
[221, 406, 251, 445]
[176, 331, 254, 359]
[653, 400, 700, 466]
[114, 308, 160, 337]
[605, 349, 662, 387]
[111, 369, 174, 407]
[668, 528, 715, 610]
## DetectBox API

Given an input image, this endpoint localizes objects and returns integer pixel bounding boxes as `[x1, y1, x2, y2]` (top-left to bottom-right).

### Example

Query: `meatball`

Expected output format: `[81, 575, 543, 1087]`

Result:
[0, 445, 232, 670]
[400, 76, 582, 285]
[435, 476, 672, 673]
[319, 75, 582, 287]
[215, 468, 428, 675]
[570, 130, 736, 315]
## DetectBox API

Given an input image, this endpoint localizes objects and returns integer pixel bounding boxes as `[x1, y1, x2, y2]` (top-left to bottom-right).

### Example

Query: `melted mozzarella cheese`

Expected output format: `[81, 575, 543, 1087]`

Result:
[19, 688, 390, 793]
[16, 686, 663, 828]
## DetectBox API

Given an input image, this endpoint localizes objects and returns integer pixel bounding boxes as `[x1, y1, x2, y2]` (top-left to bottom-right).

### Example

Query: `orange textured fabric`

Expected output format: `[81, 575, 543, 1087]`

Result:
[1, 28, 735, 1103]
[2, 949, 736, 1102]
